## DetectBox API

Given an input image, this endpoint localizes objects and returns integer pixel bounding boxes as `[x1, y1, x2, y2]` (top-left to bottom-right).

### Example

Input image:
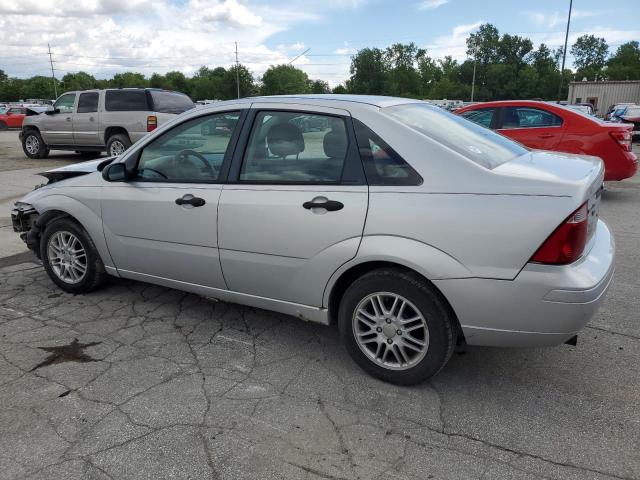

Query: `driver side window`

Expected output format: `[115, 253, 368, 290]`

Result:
[54, 93, 76, 114]
[136, 111, 241, 182]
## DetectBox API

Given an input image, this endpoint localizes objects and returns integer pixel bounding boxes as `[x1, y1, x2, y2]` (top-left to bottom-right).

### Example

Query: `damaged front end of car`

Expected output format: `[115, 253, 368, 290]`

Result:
[11, 202, 40, 255]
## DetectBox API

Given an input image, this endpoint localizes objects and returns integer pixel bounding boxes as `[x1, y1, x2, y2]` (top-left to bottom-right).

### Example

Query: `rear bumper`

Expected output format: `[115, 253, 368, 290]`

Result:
[605, 150, 637, 181]
[434, 219, 615, 347]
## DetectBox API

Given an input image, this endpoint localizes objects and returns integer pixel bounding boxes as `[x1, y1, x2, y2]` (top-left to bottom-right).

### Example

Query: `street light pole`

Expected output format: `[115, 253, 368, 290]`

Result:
[47, 43, 57, 99]
[557, 0, 573, 102]
[470, 51, 477, 102]
[235, 41, 240, 99]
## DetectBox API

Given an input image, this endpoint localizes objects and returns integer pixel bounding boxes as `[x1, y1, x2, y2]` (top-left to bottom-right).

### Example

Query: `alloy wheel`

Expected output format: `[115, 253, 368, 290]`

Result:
[353, 292, 429, 370]
[47, 231, 87, 284]
[25, 135, 40, 155]
[109, 140, 126, 156]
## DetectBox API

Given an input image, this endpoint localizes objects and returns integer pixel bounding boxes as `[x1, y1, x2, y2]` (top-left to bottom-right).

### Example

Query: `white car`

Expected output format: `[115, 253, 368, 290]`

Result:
[11, 95, 614, 384]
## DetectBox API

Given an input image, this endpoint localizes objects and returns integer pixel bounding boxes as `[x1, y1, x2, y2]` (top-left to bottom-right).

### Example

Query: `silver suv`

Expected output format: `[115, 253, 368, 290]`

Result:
[20, 88, 194, 158]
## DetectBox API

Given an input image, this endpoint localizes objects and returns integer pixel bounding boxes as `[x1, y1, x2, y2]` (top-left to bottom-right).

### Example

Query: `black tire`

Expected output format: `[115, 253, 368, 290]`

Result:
[106, 133, 131, 157]
[338, 268, 455, 385]
[21, 130, 50, 159]
[0, 121, 7, 131]
[40, 217, 106, 294]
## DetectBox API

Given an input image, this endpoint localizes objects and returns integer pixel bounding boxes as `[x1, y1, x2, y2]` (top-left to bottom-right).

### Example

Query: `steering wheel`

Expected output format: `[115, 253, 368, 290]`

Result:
[172, 149, 216, 177]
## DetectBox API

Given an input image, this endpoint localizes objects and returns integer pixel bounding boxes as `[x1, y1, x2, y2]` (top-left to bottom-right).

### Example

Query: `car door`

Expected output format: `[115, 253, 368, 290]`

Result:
[73, 91, 101, 146]
[40, 92, 77, 145]
[101, 109, 247, 289]
[6, 107, 25, 128]
[496, 106, 564, 150]
[218, 103, 368, 307]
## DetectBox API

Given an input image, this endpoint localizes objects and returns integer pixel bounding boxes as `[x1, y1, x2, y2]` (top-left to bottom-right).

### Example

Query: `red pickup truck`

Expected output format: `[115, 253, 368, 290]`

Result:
[0, 106, 27, 130]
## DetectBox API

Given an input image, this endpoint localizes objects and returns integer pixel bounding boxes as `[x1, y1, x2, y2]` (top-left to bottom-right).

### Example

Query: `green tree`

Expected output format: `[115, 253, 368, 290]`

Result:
[61, 71, 96, 91]
[163, 71, 190, 93]
[261, 65, 309, 95]
[221, 65, 256, 99]
[332, 84, 348, 94]
[22, 76, 57, 99]
[606, 41, 640, 80]
[190, 66, 225, 100]
[109, 72, 148, 88]
[309, 79, 330, 94]
[571, 35, 609, 80]
[347, 47, 389, 94]
[384, 43, 421, 97]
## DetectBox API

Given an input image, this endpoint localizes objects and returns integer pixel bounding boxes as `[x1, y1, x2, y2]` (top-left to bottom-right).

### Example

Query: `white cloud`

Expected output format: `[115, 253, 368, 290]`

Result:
[424, 21, 482, 61]
[0, 0, 332, 83]
[417, 0, 449, 10]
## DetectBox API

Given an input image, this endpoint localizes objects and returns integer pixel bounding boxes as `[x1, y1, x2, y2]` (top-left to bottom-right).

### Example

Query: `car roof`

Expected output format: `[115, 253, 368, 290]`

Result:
[198, 94, 426, 110]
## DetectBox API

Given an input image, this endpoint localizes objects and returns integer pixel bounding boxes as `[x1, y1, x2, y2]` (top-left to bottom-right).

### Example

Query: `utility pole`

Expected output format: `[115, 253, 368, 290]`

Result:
[235, 41, 240, 99]
[47, 43, 58, 99]
[470, 42, 478, 102]
[557, 0, 573, 103]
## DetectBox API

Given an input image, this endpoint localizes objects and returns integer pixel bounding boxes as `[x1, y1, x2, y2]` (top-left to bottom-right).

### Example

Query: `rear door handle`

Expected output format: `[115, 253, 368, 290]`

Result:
[175, 195, 206, 207]
[303, 198, 344, 211]
[537, 133, 553, 138]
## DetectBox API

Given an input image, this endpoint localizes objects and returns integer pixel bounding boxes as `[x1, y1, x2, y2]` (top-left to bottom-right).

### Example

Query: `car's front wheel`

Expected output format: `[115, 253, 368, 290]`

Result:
[22, 130, 50, 159]
[338, 269, 456, 385]
[41, 218, 106, 294]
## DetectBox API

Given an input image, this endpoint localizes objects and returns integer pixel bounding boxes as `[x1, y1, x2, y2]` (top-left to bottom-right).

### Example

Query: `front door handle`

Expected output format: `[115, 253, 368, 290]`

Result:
[65, 117, 71, 122]
[303, 198, 344, 212]
[537, 133, 553, 138]
[175, 195, 206, 207]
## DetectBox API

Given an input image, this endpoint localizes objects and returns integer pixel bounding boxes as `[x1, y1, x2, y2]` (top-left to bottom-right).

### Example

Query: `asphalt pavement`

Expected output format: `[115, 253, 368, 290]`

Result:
[0, 129, 638, 480]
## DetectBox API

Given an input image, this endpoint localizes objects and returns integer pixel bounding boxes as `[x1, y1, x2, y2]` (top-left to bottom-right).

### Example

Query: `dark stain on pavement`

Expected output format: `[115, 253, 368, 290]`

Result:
[30, 338, 101, 371]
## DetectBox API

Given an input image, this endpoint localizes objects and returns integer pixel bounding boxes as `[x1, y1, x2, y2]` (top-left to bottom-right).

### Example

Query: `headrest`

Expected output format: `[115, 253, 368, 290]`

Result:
[323, 131, 348, 159]
[267, 123, 304, 157]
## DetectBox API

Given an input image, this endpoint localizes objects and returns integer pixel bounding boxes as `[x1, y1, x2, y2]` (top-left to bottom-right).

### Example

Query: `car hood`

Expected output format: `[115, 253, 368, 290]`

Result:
[40, 157, 115, 183]
[493, 150, 604, 200]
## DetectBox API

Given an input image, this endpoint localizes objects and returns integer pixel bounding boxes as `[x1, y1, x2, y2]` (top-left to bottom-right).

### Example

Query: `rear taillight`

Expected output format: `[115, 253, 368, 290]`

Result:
[609, 130, 632, 152]
[530, 202, 588, 265]
[147, 115, 157, 132]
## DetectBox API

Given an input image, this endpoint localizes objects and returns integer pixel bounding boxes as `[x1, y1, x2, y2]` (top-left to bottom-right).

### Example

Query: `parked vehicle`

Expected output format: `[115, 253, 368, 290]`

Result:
[0, 106, 27, 129]
[612, 105, 640, 139]
[605, 103, 636, 120]
[456, 100, 637, 181]
[11, 95, 614, 384]
[20, 88, 195, 159]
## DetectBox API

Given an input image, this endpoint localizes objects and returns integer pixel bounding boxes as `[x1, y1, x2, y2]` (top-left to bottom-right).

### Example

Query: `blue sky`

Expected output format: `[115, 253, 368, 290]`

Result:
[1, 0, 638, 85]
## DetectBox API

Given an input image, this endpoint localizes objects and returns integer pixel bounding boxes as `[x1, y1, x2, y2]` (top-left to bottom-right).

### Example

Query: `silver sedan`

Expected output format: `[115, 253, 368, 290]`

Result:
[11, 95, 614, 384]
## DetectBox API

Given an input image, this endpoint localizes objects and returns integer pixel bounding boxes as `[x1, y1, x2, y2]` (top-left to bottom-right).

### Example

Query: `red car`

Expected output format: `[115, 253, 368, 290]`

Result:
[455, 100, 637, 181]
[0, 106, 27, 130]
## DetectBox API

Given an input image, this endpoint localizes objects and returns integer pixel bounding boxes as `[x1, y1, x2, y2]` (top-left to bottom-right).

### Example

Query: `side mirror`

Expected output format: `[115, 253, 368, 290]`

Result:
[102, 162, 129, 182]
[45, 108, 60, 115]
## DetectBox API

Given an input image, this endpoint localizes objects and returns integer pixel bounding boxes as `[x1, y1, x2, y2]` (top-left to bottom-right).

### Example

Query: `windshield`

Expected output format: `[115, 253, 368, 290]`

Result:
[614, 107, 627, 117]
[149, 90, 195, 114]
[384, 103, 527, 169]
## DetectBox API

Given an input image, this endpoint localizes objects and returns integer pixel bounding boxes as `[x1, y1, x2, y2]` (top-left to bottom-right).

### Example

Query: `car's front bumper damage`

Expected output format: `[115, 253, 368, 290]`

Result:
[11, 203, 40, 255]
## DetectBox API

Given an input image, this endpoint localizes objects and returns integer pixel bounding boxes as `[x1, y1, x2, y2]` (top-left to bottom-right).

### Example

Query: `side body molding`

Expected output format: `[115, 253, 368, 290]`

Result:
[322, 234, 472, 308]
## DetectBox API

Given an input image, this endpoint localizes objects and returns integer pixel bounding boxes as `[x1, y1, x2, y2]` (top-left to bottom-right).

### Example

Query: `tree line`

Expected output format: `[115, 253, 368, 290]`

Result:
[1, 24, 639, 103]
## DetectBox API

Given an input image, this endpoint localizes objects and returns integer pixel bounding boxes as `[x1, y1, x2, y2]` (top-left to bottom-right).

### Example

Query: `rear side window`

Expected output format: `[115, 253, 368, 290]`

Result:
[459, 108, 496, 128]
[353, 118, 422, 186]
[105, 90, 148, 112]
[240, 111, 348, 184]
[149, 90, 195, 114]
[501, 107, 563, 129]
[384, 103, 527, 169]
[77, 92, 99, 113]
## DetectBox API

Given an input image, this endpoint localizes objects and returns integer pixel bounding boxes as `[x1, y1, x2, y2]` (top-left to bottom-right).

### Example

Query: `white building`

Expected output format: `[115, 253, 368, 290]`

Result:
[567, 80, 640, 114]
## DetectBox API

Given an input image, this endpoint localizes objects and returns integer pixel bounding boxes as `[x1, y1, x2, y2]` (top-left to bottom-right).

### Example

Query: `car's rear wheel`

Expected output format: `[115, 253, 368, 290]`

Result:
[338, 268, 455, 385]
[22, 130, 50, 159]
[106, 134, 131, 157]
[41, 218, 106, 294]
[76, 151, 99, 158]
